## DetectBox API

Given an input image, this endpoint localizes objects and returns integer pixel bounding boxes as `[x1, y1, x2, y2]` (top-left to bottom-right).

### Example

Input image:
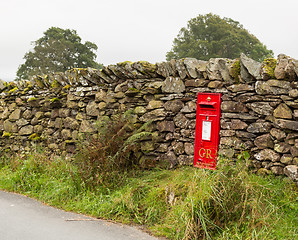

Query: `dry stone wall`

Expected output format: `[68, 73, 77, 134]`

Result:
[0, 53, 297, 182]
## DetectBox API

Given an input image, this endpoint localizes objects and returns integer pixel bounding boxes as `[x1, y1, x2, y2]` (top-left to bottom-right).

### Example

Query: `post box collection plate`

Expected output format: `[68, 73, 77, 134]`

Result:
[193, 93, 221, 170]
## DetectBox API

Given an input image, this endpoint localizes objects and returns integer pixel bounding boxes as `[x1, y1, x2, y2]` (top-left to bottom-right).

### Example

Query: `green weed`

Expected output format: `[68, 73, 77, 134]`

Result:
[0, 150, 296, 239]
[73, 113, 153, 189]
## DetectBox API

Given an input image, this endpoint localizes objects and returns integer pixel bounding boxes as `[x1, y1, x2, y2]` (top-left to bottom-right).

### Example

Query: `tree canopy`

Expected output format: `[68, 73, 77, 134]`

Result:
[16, 27, 99, 80]
[166, 13, 274, 62]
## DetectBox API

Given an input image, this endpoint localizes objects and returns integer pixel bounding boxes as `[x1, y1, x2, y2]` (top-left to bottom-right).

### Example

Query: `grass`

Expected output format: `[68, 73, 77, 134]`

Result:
[0, 150, 297, 240]
[0, 113, 296, 239]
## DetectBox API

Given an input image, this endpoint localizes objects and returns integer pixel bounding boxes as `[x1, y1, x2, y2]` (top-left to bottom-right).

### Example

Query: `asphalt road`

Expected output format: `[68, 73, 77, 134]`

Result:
[0, 190, 159, 240]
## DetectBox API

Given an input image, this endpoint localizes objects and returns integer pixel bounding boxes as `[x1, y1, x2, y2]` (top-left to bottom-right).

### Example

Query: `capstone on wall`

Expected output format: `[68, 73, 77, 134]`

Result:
[0, 53, 297, 182]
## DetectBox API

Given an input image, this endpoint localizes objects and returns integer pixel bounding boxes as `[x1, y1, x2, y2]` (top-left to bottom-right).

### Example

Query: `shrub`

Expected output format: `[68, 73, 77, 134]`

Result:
[73, 113, 152, 189]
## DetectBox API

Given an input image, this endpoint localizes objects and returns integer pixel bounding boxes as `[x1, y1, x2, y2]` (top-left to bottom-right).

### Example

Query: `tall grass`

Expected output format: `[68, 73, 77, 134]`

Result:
[73, 113, 153, 189]
[0, 114, 296, 239]
[0, 151, 296, 239]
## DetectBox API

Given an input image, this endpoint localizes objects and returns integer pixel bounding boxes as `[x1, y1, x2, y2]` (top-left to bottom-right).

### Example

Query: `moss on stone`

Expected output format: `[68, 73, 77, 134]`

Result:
[44, 75, 50, 86]
[35, 76, 45, 88]
[22, 81, 33, 94]
[22, 88, 30, 94]
[139, 61, 157, 73]
[8, 87, 18, 94]
[25, 80, 32, 89]
[230, 59, 241, 82]
[51, 80, 61, 88]
[50, 98, 61, 103]
[5, 82, 17, 93]
[263, 58, 277, 79]
[2, 131, 12, 137]
[63, 84, 71, 90]
[29, 133, 41, 141]
[8, 82, 17, 88]
[125, 88, 140, 96]
[128, 88, 139, 92]
[27, 97, 37, 102]
[68, 68, 85, 84]
[118, 61, 133, 67]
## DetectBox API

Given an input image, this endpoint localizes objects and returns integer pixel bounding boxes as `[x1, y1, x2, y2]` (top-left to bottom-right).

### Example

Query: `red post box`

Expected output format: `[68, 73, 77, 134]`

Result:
[193, 93, 221, 170]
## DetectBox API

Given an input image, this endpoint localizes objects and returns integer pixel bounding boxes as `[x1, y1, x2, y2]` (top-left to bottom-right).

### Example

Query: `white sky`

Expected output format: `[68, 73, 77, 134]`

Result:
[0, 0, 297, 81]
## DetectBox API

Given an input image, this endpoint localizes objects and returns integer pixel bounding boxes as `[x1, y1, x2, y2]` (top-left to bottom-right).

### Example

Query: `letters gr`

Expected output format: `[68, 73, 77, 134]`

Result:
[198, 148, 213, 159]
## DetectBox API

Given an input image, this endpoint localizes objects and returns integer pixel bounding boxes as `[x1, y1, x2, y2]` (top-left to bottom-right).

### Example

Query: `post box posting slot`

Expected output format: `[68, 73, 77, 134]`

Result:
[193, 93, 221, 170]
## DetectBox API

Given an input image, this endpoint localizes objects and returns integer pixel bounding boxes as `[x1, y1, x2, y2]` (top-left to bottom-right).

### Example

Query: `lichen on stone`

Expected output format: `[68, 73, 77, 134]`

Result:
[125, 88, 140, 96]
[29, 133, 41, 141]
[134, 61, 157, 74]
[25, 80, 32, 88]
[34, 75, 45, 88]
[21, 81, 33, 94]
[230, 59, 241, 82]
[8, 87, 18, 94]
[2, 131, 12, 137]
[50, 98, 61, 103]
[51, 80, 61, 88]
[5, 82, 18, 93]
[27, 97, 37, 102]
[63, 84, 71, 90]
[22, 88, 30, 94]
[262, 58, 277, 79]
[117, 61, 133, 67]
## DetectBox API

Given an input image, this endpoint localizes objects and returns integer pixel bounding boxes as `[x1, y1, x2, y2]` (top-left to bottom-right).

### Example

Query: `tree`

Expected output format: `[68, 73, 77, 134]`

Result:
[17, 27, 99, 80]
[166, 13, 273, 62]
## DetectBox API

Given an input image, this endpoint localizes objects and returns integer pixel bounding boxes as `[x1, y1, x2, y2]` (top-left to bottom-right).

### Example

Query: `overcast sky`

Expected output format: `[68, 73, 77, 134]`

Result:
[1, 0, 297, 81]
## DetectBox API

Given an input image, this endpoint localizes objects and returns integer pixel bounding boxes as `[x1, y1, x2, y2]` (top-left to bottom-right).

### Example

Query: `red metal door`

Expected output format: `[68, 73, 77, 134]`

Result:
[193, 93, 221, 170]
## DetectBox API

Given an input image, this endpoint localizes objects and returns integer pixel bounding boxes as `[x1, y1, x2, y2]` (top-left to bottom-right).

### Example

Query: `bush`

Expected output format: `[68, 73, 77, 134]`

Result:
[73, 113, 152, 189]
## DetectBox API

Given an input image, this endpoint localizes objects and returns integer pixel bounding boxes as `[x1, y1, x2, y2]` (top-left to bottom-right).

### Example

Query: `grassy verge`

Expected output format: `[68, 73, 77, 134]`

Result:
[0, 151, 297, 239]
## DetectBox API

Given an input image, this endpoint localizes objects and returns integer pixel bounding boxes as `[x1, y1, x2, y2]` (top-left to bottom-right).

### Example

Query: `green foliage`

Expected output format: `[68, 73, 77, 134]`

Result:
[0, 151, 81, 203]
[0, 153, 296, 240]
[237, 150, 251, 167]
[73, 113, 153, 189]
[16, 27, 100, 80]
[166, 13, 274, 62]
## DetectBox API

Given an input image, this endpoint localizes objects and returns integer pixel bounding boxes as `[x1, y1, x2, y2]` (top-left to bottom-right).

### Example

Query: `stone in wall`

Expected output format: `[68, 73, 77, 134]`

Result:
[247, 102, 274, 116]
[240, 53, 262, 81]
[254, 149, 280, 162]
[161, 77, 185, 93]
[284, 165, 298, 184]
[221, 101, 248, 113]
[274, 54, 298, 80]
[184, 58, 207, 79]
[157, 121, 175, 132]
[255, 80, 291, 95]
[273, 103, 293, 119]
[0, 54, 297, 183]
[0, 79, 6, 91]
[247, 122, 272, 133]
[270, 128, 286, 140]
[206, 58, 232, 82]
[274, 119, 298, 131]
[254, 134, 274, 149]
